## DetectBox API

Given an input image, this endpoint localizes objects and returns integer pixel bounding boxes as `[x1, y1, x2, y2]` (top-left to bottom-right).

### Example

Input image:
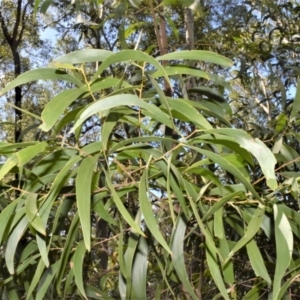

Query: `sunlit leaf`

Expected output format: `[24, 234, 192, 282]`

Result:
[272, 204, 293, 300]
[157, 50, 233, 67]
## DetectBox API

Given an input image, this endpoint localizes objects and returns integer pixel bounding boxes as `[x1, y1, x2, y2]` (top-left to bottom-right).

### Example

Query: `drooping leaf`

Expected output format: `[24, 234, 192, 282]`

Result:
[70, 94, 173, 133]
[25, 193, 46, 236]
[0, 69, 83, 96]
[76, 155, 98, 251]
[71, 241, 87, 299]
[139, 167, 172, 254]
[49, 49, 113, 65]
[157, 50, 233, 67]
[224, 204, 265, 265]
[93, 50, 171, 84]
[171, 216, 199, 300]
[204, 128, 277, 190]
[40, 87, 88, 132]
[131, 236, 148, 300]
[272, 204, 293, 300]
[5, 216, 28, 274]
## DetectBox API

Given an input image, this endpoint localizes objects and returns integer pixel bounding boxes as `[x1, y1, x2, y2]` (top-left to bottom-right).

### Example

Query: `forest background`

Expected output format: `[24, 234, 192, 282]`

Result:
[1, 0, 300, 299]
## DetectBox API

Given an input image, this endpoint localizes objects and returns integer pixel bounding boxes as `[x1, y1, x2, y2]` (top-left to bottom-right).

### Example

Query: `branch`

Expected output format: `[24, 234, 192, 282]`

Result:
[0, 9, 12, 44]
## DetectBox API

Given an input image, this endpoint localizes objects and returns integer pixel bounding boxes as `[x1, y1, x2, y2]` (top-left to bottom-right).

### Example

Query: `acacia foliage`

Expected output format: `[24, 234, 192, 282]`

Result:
[0, 0, 300, 299]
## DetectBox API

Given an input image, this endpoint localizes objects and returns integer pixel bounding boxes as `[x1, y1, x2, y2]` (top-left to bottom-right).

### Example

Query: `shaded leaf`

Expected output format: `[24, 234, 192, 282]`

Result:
[76, 155, 98, 251]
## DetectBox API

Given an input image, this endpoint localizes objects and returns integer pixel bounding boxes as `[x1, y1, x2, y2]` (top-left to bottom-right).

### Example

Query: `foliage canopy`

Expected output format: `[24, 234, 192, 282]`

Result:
[1, 0, 300, 299]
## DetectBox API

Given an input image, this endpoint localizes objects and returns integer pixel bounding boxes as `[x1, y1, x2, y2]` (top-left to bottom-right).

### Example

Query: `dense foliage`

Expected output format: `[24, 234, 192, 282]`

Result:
[0, 0, 300, 299]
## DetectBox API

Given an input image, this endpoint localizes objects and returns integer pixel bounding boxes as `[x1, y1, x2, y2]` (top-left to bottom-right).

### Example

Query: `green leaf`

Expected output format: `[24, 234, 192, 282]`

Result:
[40, 87, 88, 132]
[214, 208, 235, 285]
[25, 193, 46, 236]
[5, 215, 28, 274]
[224, 204, 265, 265]
[152, 65, 209, 79]
[0, 200, 18, 244]
[202, 191, 243, 222]
[139, 167, 172, 254]
[168, 98, 212, 129]
[189, 146, 261, 200]
[132, 236, 148, 300]
[206, 242, 230, 300]
[0, 68, 83, 95]
[242, 281, 267, 300]
[92, 194, 117, 226]
[36, 261, 60, 299]
[171, 216, 199, 300]
[71, 241, 87, 299]
[204, 128, 277, 190]
[50, 49, 113, 65]
[104, 168, 145, 237]
[76, 155, 98, 251]
[36, 233, 49, 267]
[26, 258, 45, 300]
[188, 86, 226, 102]
[290, 79, 300, 121]
[70, 94, 173, 133]
[157, 50, 233, 67]
[246, 240, 271, 284]
[272, 204, 293, 300]
[93, 50, 170, 84]
[56, 214, 80, 294]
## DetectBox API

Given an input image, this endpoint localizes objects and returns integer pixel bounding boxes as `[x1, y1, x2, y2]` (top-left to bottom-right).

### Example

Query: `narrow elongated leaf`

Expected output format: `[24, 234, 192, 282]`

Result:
[36, 261, 60, 299]
[93, 50, 170, 84]
[92, 195, 117, 226]
[152, 65, 209, 79]
[0, 68, 82, 95]
[104, 169, 145, 237]
[0, 155, 18, 181]
[50, 49, 113, 65]
[56, 214, 80, 293]
[157, 50, 233, 67]
[17, 142, 47, 166]
[224, 204, 265, 265]
[70, 94, 173, 133]
[171, 216, 199, 300]
[85, 285, 115, 300]
[25, 193, 46, 236]
[26, 258, 45, 300]
[139, 169, 172, 254]
[206, 243, 230, 300]
[202, 191, 243, 222]
[132, 236, 148, 300]
[5, 215, 28, 274]
[168, 98, 212, 129]
[76, 155, 98, 251]
[101, 112, 123, 150]
[273, 204, 293, 300]
[188, 146, 261, 200]
[36, 233, 49, 267]
[204, 128, 277, 189]
[71, 241, 87, 299]
[40, 87, 88, 132]
[189, 86, 226, 102]
[0, 200, 18, 244]
[246, 240, 271, 284]
[242, 281, 267, 300]
[214, 208, 234, 285]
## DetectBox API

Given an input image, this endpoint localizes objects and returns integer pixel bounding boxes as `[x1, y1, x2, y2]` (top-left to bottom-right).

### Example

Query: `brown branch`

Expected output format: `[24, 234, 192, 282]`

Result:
[12, 0, 22, 42]
[252, 156, 300, 186]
